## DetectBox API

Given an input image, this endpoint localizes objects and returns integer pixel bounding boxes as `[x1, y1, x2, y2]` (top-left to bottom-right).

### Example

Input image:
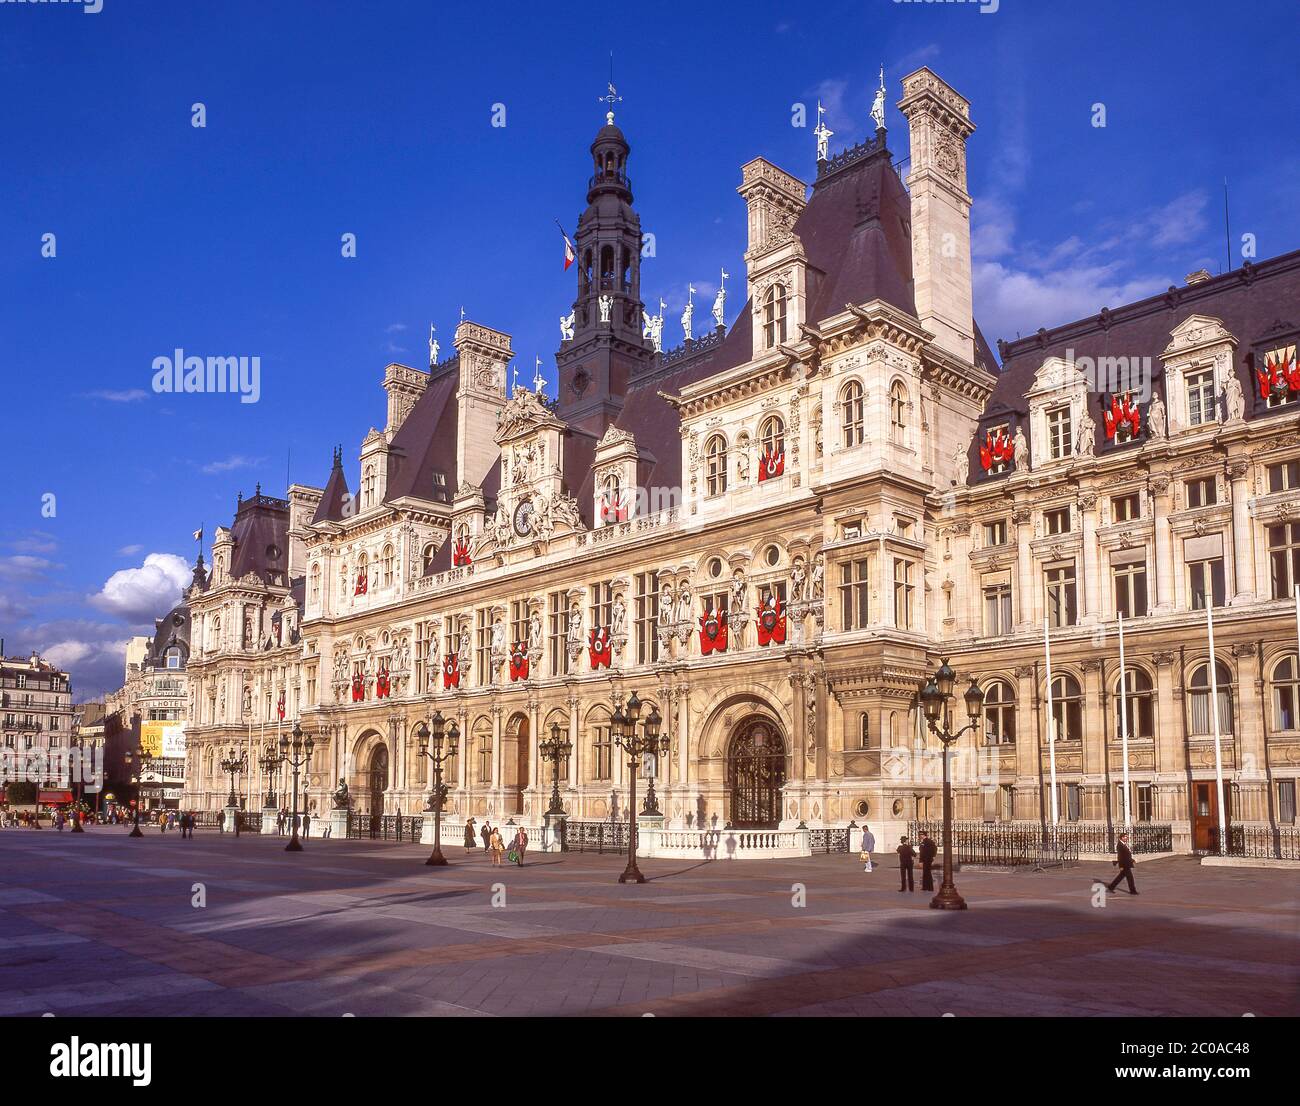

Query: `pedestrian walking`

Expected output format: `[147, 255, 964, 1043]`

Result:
[302, 811, 312, 839]
[1104, 832, 1139, 895]
[859, 824, 875, 873]
[464, 818, 476, 851]
[919, 832, 938, 891]
[896, 835, 916, 893]
[480, 821, 492, 852]
[512, 827, 529, 867]
[489, 826, 505, 867]
[55, 810, 64, 832]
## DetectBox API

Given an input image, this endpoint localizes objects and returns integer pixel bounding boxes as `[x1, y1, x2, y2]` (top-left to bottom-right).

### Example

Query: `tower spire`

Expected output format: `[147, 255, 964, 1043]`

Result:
[600, 52, 622, 124]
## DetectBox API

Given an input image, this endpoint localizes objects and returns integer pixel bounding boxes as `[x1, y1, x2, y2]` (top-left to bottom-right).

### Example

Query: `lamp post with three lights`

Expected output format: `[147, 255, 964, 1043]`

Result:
[610, 692, 664, 885]
[918, 658, 985, 910]
[415, 711, 459, 866]
[266, 722, 313, 852]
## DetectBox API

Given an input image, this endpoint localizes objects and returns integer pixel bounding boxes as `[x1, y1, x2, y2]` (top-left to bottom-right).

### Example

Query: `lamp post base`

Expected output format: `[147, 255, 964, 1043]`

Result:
[425, 848, 448, 866]
[128, 824, 143, 839]
[929, 885, 968, 910]
[618, 863, 646, 885]
[285, 835, 303, 853]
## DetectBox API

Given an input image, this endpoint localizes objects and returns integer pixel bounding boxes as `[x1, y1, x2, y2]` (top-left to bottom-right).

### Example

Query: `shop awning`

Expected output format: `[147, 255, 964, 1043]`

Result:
[37, 790, 74, 805]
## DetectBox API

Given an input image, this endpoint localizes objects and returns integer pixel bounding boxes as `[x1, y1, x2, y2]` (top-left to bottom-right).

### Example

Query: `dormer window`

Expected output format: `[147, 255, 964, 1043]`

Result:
[1047, 405, 1073, 460]
[705, 435, 728, 497]
[840, 380, 864, 447]
[762, 285, 787, 348]
[889, 382, 909, 445]
[1186, 368, 1216, 426]
[362, 463, 377, 509]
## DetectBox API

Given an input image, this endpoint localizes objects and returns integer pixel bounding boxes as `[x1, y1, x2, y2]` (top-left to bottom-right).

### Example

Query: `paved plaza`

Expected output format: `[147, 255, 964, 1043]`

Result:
[0, 828, 1296, 1018]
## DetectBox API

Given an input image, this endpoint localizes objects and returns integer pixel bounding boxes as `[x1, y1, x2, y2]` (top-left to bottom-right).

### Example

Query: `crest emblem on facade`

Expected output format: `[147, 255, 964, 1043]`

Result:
[698, 607, 728, 655]
[979, 427, 1015, 470]
[354, 571, 368, 596]
[757, 443, 785, 482]
[376, 660, 391, 699]
[1258, 345, 1300, 400]
[452, 538, 472, 567]
[276, 690, 285, 720]
[755, 594, 786, 647]
[588, 626, 612, 669]
[350, 672, 365, 702]
[599, 486, 631, 524]
[509, 641, 529, 682]
[1102, 393, 1142, 441]
[442, 653, 460, 690]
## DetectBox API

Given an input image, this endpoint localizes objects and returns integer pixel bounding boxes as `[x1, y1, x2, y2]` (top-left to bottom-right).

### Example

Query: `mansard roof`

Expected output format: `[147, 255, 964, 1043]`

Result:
[982, 249, 1300, 459]
[146, 602, 191, 668]
[228, 490, 290, 586]
[383, 358, 460, 505]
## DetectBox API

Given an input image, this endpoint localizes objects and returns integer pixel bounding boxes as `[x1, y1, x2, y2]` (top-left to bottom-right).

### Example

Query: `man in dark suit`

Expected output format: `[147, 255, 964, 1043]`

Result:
[918, 832, 938, 891]
[1105, 833, 1138, 894]
[896, 836, 916, 892]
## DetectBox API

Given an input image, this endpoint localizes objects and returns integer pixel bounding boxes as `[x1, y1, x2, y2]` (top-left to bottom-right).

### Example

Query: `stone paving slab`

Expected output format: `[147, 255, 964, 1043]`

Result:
[0, 828, 1295, 1017]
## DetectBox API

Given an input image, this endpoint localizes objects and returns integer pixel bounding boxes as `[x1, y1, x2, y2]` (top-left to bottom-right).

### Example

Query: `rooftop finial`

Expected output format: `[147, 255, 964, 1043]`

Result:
[870, 65, 886, 132]
[533, 356, 545, 394]
[600, 51, 621, 124]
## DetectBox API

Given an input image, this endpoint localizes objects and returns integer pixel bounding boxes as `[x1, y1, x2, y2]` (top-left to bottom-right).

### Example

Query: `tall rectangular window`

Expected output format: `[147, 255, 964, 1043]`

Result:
[1113, 560, 1148, 618]
[510, 600, 528, 648]
[592, 721, 613, 782]
[475, 607, 493, 684]
[1045, 564, 1078, 627]
[1279, 780, 1297, 826]
[548, 591, 570, 677]
[893, 558, 915, 629]
[1268, 460, 1300, 493]
[588, 579, 613, 631]
[1047, 406, 1073, 459]
[1044, 506, 1071, 535]
[1189, 557, 1226, 609]
[1186, 368, 1216, 426]
[839, 558, 872, 630]
[982, 581, 1012, 636]
[983, 519, 1008, 547]
[1186, 476, 1217, 508]
[1111, 493, 1141, 522]
[635, 571, 660, 665]
[1269, 522, 1300, 600]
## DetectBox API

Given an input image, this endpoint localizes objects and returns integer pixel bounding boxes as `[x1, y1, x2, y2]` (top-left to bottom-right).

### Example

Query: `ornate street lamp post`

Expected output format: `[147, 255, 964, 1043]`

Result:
[611, 692, 665, 885]
[259, 743, 280, 809]
[70, 736, 85, 832]
[124, 749, 152, 838]
[539, 722, 572, 816]
[415, 712, 460, 867]
[919, 659, 985, 911]
[220, 746, 247, 809]
[269, 722, 314, 853]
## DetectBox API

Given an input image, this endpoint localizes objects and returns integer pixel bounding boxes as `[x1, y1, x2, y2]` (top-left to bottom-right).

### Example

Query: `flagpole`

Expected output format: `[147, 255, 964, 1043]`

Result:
[1044, 615, 1059, 827]
[1118, 613, 1132, 829]
[1206, 603, 1227, 856]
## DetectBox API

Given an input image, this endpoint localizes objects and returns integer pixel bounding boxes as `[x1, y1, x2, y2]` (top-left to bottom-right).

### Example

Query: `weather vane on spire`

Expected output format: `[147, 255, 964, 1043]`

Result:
[600, 51, 622, 123]
[870, 65, 886, 132]
[814, 100, 834, 162]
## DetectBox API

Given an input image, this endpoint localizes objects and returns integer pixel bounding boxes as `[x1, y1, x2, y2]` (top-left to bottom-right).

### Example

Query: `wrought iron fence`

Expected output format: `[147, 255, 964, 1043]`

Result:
[808, 826, 853, 854]
[908, 820, 1080, 869]
[1204, 825, 1300, 860]
[559, 819, 628, 854]
[909, 820, 1170, 858]
[346, 811, 422, 841]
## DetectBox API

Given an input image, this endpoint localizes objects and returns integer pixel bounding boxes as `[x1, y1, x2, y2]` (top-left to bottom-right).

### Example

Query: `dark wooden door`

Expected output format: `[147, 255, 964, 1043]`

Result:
[1191, 781, 1232, 851]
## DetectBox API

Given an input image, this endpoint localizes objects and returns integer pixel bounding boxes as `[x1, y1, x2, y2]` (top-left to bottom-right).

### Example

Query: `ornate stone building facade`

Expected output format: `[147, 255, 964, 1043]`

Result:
[179, 68, 1300, 852]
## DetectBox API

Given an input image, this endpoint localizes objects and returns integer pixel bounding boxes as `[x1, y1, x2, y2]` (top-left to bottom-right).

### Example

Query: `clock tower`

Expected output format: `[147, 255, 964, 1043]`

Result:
[555, 96, 656, 438]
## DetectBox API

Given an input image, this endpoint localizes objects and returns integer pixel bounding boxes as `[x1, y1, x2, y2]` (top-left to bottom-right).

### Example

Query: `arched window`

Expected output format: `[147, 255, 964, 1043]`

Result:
[380, 544, 395, 588]
[762, 285, 787, 348]
[356, 552, 368, 593]
[890, 381, 909, 443]
[600, 245, 615, 287]
[1114, 668, 1154, 739]
[165, 646, 182, 671]
[309, 564, 321, 605]
[600, 472, 622, 526]
[759, 415, 784, 460]
[859, 713, 871, 749]
[362, 464, 376, 509]
[983, 680, 1016, 745]
[422, 543, 437, 576]
[210, 617, 221, 651]
[705, 435, 728, 497]
[841, 380, 865, 447]
[1273, 655, 1300, 731]
[1188, 660, 1234, 735]
[473, 718, 493, 785]
[1049, 673, 1083, 742]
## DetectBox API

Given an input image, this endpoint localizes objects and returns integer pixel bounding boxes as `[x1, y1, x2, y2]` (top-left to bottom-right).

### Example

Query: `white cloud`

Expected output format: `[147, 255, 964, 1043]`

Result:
[88, 553, 190, 622]
[0, 555, 59, 580]
[82, 389, 148, 403]
[118, 544, 144, 556]
[5, 532, 58, 555]
[200, 455, 264, 476]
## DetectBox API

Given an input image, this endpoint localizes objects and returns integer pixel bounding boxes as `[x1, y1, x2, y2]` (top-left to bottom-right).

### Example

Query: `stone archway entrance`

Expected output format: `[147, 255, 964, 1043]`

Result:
[502, 714, 529, 816]
[367, 744, 389, 824]
[726, 717, 786, 828]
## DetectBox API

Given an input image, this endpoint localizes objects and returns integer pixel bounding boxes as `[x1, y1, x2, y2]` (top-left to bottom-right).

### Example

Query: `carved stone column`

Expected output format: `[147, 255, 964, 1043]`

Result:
[1228, 459, 1256, 604]
[1150, 473, 1175, 613]
[1014, 665, 1038, 816]
[566, 690, 580, 791]
[1080, 659, 1105, 816]
[1232, 642, 1267, 821]
[1079, 492, 1100, 623]
[1013, 506, 1035, 630]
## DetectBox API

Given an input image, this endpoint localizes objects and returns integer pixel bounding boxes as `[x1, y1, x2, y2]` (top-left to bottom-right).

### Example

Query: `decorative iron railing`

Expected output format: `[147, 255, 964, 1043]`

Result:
[908, 820, 1080, 869]
[559, 819, 628, 854]
[1204, 825, 1300, 860]
[808, 826, 853, 854]
[345, 811, 422, 841]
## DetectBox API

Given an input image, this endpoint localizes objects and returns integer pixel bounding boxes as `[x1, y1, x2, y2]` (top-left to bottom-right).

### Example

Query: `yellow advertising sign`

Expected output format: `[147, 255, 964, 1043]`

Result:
[140, 721, 186, 759]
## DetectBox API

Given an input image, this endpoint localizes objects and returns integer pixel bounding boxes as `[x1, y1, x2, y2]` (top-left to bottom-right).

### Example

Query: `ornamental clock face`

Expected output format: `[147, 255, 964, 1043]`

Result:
[513, 499, 534, 537]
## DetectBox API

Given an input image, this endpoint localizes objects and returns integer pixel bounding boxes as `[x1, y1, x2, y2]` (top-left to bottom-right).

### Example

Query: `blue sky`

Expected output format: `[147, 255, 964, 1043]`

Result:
[1, 0, 1297, 699]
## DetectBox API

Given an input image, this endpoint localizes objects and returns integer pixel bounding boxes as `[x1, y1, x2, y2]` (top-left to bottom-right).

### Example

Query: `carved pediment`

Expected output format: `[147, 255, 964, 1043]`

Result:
[496, 387, 562, 444]
[1163, 314, 1236, 358]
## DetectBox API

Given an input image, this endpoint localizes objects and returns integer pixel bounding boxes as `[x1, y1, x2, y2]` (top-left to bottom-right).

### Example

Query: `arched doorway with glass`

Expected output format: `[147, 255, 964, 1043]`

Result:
[367, 744, 389, 828]
[726, 717, 787, 829]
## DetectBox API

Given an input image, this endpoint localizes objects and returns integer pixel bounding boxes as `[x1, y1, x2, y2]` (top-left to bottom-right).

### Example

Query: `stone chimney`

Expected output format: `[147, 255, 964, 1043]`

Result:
[1185, 268, 1212, 286]
[454, 321, 512, 488]
[897, 68, 977, 364]
[383, 362, 430, 433]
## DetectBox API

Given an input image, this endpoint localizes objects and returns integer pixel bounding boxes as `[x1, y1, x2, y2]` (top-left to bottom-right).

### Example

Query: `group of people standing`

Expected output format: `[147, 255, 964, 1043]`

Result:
[464, 819, 529, 867]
